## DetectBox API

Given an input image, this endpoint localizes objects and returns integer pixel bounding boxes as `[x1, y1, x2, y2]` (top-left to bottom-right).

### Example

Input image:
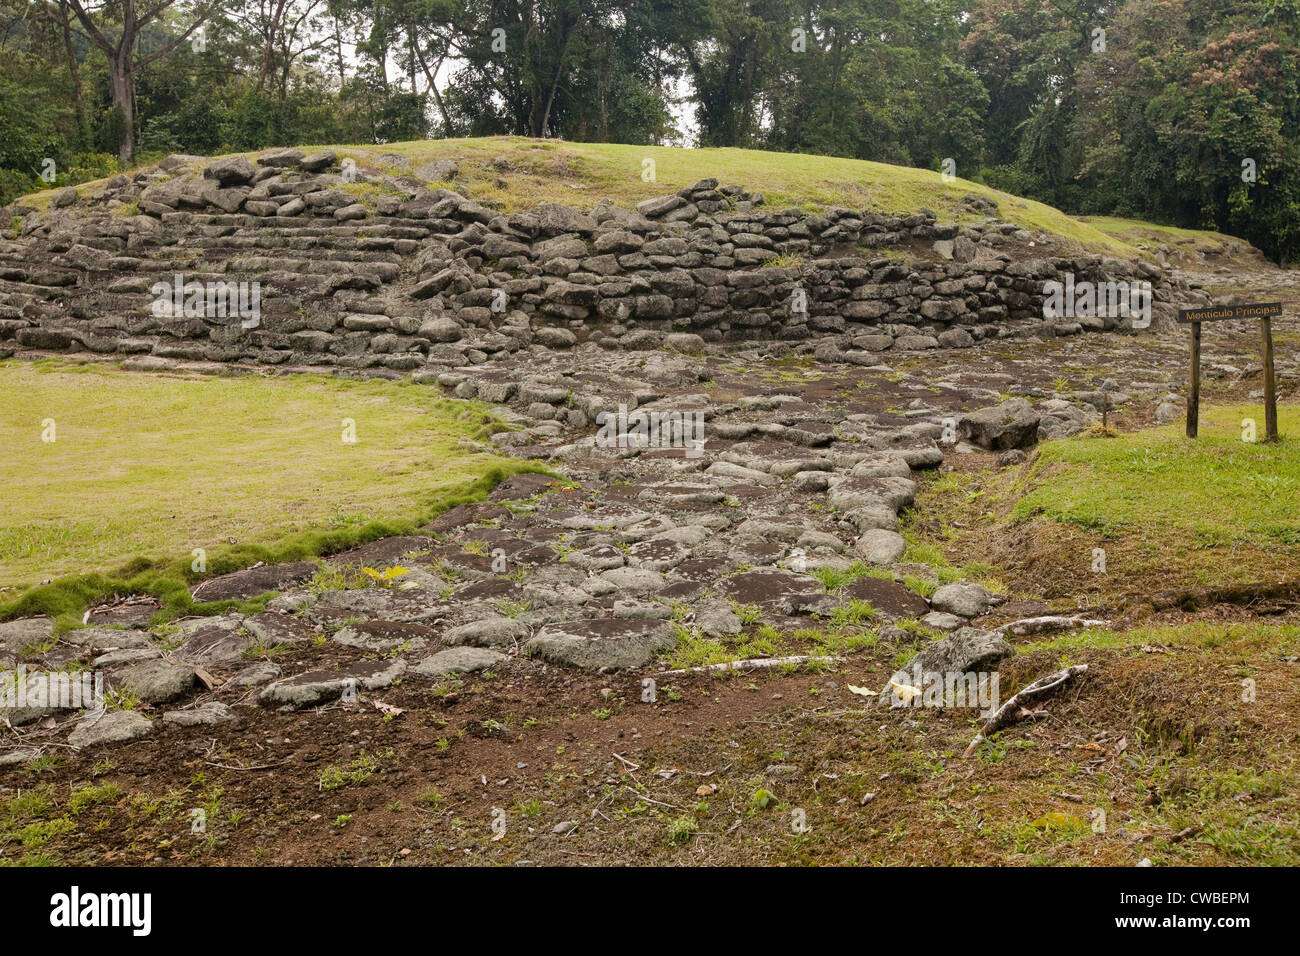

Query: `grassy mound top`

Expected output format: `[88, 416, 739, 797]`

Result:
[21, 136, 1258, 259]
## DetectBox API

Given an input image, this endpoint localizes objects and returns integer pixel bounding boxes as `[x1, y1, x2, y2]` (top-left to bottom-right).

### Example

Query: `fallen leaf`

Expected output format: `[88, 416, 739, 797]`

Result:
[847, 684, 877, 697]
[890, 681, 922, 703]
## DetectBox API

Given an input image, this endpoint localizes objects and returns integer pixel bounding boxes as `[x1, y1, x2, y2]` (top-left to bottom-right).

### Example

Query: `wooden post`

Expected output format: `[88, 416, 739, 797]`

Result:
[1187, 320, 1201, 439]
[1262, 314, 1278, 442]
[1179, 302, 1280, 440]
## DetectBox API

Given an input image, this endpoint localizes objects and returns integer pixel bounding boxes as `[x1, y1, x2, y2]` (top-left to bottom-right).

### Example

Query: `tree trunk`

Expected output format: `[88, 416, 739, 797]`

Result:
[110, 50, 135, 163]
[257, 0, 287, 92]
[415, 46, 453, 136]
[408, 27, 417, 93]
[333, 17, 346, 85]
[58, 3, 87, 145]
[539, 60, 563, 137]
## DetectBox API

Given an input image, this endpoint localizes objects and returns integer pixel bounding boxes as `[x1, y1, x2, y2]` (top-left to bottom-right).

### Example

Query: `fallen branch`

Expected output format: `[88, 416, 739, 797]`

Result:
[657, 655, 843, 677]
[622, 786, 682, 810]
[992, 616, 1109, 637]
[205, 760, 284, 772]
[962, 664, 1088, 758]
[611, 753, 640, 772]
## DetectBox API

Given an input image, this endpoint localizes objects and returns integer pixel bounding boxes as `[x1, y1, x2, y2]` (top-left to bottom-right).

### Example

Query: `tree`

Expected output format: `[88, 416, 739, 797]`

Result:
[63, 0, 218, 161]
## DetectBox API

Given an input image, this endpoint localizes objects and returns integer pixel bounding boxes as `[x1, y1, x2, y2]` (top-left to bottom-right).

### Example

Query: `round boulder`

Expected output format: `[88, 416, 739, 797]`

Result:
[930, 581, 992, 618]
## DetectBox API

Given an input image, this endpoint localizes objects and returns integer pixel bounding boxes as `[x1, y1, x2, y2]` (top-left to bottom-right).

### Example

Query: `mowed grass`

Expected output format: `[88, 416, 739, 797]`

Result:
[0, 361, 526, 593]
[329, 138, 1136, 256]
[25, 135, 1146, 257]
[906, 404, 1300, 597]
[1080, 214, 1249, 249]
[1013, 405, 1299, 549]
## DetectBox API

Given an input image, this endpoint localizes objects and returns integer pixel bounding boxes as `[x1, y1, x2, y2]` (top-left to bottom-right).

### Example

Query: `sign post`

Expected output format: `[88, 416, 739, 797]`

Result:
[1177, 302, 1281, 442]
[1262, 313, 1277, 442]
[1187, 319, 1201, 439]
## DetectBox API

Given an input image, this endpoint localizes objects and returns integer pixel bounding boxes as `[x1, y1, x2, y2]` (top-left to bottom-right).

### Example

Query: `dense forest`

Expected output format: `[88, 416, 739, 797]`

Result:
[2, 0, 1297, 263]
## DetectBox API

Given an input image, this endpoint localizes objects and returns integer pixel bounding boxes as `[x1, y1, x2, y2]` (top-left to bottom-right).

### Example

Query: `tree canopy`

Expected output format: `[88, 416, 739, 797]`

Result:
[2, 0, 1297, 262]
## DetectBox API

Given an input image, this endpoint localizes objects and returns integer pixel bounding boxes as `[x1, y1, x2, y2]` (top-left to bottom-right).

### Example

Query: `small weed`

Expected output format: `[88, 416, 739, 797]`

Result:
[668, 815, 699, 844]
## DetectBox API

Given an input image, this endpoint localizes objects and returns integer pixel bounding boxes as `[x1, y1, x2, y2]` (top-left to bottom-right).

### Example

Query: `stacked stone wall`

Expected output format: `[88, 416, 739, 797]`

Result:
[0, 150, 1189, 371]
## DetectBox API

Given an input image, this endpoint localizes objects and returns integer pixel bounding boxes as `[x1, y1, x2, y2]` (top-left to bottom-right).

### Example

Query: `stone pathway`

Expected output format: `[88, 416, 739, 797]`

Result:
[1, 148, 1296, 757]
[3, 297, 1295, 757]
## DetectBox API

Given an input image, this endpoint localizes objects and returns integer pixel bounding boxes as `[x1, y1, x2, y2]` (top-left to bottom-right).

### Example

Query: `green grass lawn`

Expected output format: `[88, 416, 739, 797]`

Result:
[1080, 215, 1247, 247]
[0, 360, 531, 606]
[334, 138, 1129, 250]
[27, 135, 1156, 257]
[907, 403, 1300, 595]
[1014, 405, 1298, 546]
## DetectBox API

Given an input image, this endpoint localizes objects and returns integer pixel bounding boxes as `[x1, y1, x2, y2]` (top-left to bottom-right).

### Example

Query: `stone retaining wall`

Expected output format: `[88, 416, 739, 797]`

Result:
[0, 149, 1194, 371]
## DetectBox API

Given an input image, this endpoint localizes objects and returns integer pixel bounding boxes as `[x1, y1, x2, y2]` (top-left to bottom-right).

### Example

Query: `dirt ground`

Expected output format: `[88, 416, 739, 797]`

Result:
[6, 593, 1297, 867]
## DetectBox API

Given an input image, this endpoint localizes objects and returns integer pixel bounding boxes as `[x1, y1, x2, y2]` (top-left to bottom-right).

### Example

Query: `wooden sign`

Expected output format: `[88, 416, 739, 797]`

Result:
[1178, 302, 1281, 323]
[1178, 302, 1281, 441]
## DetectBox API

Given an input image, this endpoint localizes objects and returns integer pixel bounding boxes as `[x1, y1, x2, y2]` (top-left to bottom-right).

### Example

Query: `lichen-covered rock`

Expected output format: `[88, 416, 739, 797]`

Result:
[258, 148, 304, 167]
[525, 619, 675, 670]
[111, 659, 197, 704]
[258, 659, 406, 708]
[204, 156, 257, 186]
[0, 617, 54, 655]
[412, 647, 507, 676]
[930, 581, 992, 618]
[190, 562, 316, 601]
[958, 398, 1041, 450]
[854, 529, 907, 564]
[163, 701, 237, 726]
[68, 710, 155, 749]
[880, 627, 1013, 701]
[299, 150, 338, 172]
[415, 159, 459, 182]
